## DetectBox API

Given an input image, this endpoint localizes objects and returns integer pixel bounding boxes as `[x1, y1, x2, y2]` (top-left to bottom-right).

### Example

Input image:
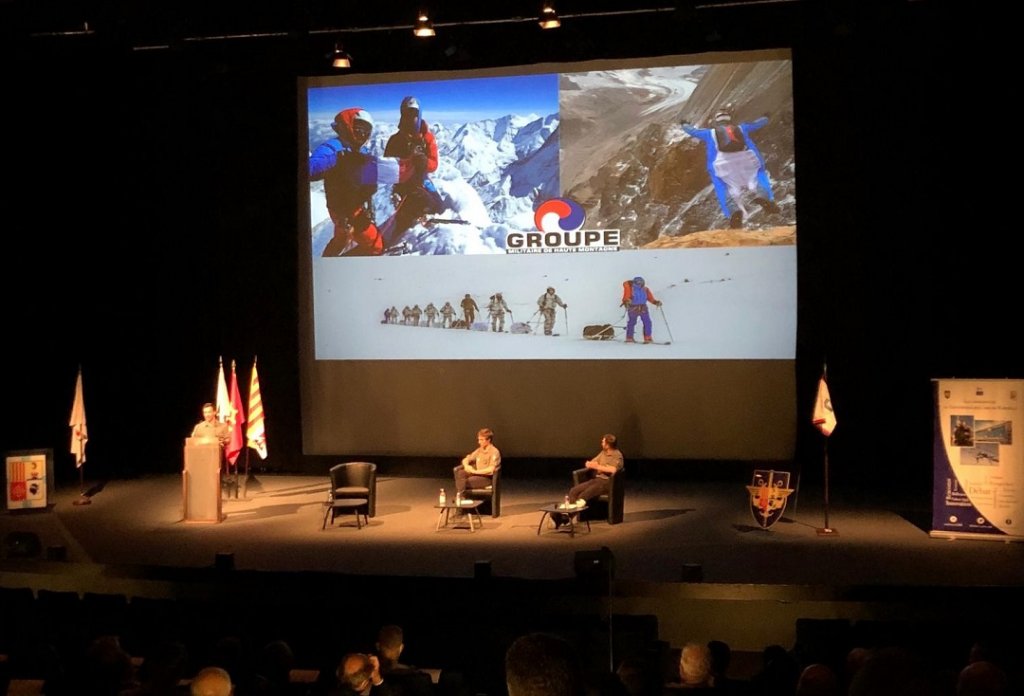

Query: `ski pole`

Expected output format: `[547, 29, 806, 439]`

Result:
[563, 306, 569, 336]
[657, 303, 675, 344]
[595, 309, 627, 340]
[526, 310, 541, 332]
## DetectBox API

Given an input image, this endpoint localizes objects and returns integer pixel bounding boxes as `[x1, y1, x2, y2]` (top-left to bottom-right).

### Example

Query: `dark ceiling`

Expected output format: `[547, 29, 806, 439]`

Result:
[5, 0, 885, 75]
[12, 1, 755, 39]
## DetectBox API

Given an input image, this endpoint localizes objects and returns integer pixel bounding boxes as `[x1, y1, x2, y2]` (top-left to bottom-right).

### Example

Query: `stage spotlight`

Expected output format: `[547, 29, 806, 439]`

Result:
[331, 43, 352, 69]
[413, 10, 436, 37]
[681, 563, 703, 582]
[4, 531, 42, 559]
[574, 547, 614, 595]
[574, 546, 615, 580]
[539, 3, 561, 29]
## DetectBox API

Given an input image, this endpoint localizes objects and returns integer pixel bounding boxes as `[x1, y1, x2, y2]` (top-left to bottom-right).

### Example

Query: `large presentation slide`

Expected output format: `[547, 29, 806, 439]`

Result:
[297, 49, 799, 460]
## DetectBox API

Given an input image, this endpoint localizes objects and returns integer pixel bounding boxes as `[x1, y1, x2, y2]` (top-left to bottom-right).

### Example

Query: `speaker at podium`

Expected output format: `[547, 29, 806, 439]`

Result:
[183, 437, 223, 522]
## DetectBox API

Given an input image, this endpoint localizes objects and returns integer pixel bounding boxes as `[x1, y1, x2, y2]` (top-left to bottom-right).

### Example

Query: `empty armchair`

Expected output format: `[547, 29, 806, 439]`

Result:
[572, 467, 624, 524]
[322, 461, 377, 529]
[452, 463, 501, 517]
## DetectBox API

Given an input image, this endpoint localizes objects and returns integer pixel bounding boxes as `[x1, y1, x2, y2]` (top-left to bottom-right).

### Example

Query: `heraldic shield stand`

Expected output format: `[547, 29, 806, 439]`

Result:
[747, 469, 794, 529]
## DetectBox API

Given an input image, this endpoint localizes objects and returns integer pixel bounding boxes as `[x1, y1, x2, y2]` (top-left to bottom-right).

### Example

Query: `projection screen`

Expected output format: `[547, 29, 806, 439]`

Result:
[298, 48, 797, 460]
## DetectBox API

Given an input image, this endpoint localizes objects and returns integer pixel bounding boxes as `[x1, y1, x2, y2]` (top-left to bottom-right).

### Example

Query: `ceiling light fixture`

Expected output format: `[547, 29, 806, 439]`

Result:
[413, 10, 436, 37]
[539, 3, 561, 29]
[331, 43, 352, 69]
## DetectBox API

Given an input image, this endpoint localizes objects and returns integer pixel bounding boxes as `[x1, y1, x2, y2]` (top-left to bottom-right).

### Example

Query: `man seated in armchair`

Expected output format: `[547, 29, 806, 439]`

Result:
[454, 427, 500, 497]
[554, 433, 623, 528]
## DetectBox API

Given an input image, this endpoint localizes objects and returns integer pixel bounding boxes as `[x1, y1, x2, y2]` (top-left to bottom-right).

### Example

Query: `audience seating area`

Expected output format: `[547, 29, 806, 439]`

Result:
[1, 576, 1020, 695]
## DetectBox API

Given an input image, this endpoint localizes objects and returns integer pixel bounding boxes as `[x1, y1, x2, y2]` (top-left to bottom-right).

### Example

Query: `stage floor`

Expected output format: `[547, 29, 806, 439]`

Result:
[4, 473, 1022, 588]
[5, 473, 1024, 653]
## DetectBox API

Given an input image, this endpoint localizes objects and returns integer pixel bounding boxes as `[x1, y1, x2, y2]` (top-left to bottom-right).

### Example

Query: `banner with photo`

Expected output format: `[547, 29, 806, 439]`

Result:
[931, 379, 1023, 541]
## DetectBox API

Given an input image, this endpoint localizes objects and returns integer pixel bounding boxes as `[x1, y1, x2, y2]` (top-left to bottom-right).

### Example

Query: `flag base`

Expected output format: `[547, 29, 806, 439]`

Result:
[72, 495, 92, 506]
[815, 526, 838, 536]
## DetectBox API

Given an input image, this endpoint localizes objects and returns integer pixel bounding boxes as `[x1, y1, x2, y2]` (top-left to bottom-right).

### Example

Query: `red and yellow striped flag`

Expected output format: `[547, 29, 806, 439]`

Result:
[246, 358, 268, 459]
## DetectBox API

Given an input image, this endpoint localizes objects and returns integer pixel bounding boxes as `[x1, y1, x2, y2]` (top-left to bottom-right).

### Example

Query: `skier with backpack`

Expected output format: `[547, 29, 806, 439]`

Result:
[440, 301, 456, 328]
[460, 294, 479, 329]
[621, 277, 662, 344]
[488, 293, 511, 333]
[424, 302, 439, 327]
[536, 287, 567, 336]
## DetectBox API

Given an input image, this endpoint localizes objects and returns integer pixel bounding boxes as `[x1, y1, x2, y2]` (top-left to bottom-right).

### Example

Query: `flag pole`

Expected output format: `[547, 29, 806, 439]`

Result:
[71, 366, 92, 505]
[73, 466, 91, 506]
[244, 354, 252, 501]
[244, 355, 266, 495]
[815, 363, 838, 536]
[816, 439, 835, 535]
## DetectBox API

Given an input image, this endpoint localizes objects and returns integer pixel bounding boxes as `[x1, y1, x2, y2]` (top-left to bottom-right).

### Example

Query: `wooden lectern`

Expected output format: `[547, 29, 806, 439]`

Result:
[183, 437, 222, 523]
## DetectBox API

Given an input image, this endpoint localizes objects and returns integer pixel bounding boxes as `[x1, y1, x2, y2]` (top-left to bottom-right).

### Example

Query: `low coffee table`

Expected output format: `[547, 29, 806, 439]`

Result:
[537, 502, 590, 538]
[435, 499, 484, 532]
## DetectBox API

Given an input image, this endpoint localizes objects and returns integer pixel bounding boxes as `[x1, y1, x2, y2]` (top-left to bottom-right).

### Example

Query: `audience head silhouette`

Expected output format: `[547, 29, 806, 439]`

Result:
[847, 647, 931, 696]
[191, 666, 233, 696]
[376, 624, 404, 666]
[505, 632, 584, 696]
[615, 655, 661, 696]
[679, 641, 713, 687]
[338, 653, 378, 696]
[796, 663, 841, 696]
[957, 660, 1009, 696]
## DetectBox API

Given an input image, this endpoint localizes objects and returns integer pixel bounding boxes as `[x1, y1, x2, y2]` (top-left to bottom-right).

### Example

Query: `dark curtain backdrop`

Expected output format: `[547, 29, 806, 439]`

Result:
[2, 3, 1014, 506]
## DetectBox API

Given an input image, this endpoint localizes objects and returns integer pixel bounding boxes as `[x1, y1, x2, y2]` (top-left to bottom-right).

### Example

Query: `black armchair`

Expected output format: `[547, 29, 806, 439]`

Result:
[322, 462, 377, 529]
[572, 467, 624, 525]
[452, 463, 501, 517]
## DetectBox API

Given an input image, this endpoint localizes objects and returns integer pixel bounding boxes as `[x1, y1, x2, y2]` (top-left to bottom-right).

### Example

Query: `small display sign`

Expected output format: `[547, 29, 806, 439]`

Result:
[6, 450, 52, 510]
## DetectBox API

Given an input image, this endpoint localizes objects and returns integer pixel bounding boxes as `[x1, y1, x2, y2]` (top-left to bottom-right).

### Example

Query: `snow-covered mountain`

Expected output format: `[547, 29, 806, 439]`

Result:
[561, 62, 796, 247]
[309, 112, 559, 256]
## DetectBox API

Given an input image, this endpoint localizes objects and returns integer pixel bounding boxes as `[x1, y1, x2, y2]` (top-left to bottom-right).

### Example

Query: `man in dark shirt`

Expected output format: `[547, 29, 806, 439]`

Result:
[191, 402, 229, 447]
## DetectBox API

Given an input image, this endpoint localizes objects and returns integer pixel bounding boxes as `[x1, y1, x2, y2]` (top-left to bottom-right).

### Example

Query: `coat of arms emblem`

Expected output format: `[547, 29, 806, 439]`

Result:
[746, 469, 793, 529]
